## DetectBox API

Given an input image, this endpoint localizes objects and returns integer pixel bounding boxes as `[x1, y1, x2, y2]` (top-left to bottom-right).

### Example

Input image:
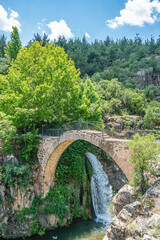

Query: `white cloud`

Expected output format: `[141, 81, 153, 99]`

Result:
[0, 5, 21, 32]
[106, 0, 160, 29]
[47, 19, 74, 41]
[85, 32, 90, 38]
[37, 19, 47, 35]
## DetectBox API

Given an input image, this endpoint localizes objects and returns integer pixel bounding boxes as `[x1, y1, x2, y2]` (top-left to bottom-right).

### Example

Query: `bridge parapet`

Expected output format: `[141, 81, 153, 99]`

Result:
[39, 121, 105, 138]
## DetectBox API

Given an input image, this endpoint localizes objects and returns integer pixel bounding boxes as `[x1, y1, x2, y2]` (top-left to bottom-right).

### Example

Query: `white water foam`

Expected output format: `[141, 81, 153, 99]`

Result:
[86, 151, 112, 224]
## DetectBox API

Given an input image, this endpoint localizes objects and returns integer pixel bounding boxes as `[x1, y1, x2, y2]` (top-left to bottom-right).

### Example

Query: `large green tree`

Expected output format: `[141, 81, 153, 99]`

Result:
[5, 26, 22, 61]
[0, 41, 100, 128]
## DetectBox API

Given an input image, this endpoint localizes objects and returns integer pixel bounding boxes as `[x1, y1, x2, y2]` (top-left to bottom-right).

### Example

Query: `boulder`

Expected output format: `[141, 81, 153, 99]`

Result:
[145, 213, 160, 228]
[113, 184, 137, 215]
[107, 216, 128, 240]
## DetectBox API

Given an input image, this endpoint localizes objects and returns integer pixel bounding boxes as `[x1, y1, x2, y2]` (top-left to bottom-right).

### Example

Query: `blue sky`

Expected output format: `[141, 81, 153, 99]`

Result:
[1, 0, 160, 45]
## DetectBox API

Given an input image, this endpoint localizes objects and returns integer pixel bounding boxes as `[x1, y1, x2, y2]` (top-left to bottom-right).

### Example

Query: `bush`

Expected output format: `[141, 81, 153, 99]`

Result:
[0, 163, 32, 188]
[144, 101, 160, 129]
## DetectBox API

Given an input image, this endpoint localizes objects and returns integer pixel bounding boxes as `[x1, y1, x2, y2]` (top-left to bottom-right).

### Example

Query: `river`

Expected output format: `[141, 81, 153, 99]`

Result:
[27, 220, 110, 240]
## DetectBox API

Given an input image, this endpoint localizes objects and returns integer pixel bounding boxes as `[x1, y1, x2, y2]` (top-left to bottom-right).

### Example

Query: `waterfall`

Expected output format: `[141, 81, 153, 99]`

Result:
[86, 151, 112, 223]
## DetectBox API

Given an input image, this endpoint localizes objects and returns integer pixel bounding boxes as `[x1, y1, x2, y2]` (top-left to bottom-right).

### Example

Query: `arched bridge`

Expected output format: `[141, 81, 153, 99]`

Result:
[37, 121, 132, 195]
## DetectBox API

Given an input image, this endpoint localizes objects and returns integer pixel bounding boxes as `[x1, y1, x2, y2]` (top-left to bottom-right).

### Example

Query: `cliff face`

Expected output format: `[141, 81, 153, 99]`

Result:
[135, 68, 160, 93]
[0, 185, 36, 238]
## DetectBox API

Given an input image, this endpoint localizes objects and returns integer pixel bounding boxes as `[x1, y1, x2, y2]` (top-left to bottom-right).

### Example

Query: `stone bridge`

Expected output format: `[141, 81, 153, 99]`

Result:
[37, 129, 132, 195]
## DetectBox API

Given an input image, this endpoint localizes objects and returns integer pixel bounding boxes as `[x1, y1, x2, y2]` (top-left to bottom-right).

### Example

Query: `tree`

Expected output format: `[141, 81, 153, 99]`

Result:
[80, 77, 101, 121]
[0, 41, 100, 128]
[144, 84, 159, 101]
[27, 33, 49, 47]
[0, 34, 7, 57]
[127, 133, 160, 193]
[5, 26, 22, 60]
[123, 89, 147, 116]
[95, 79, 123, 115]
[144, 101, 160, 129]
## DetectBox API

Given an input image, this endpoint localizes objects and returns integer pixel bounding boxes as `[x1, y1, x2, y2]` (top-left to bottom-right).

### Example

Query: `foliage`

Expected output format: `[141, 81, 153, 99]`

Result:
[0, 41, 101, 127]
[0, 112, 16, 154]
[29, 220, 45, 236]
[5, 26, 22, 61]
[127, 133, 160, 193]
[27, 33, 49, 47]
[144, 101, 160, 129]
[0, 34, 7, 58]
[123, 89, 146, 116]
[81, 77, 102, 121]
[0, 163, 32, 188]
[95, 79, 147, 116]
[144, 84, 159, 101]
[0, 56, 10, 75]
[55, 140, 94, 185]
[16, 129, 39, 165]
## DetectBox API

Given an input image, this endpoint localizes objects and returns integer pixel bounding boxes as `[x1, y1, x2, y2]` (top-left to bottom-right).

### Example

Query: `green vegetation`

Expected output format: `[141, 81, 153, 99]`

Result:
[16, 140, 99, 235]
[0, 27, 160, 238]
[144, 101, 160, 129]
[0, 163, 32, 188]
[5, 26, 22, 61]
[127, 134, 160, 193]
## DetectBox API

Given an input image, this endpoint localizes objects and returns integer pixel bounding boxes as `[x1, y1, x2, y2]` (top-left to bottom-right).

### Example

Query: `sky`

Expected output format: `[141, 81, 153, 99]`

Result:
[1, 0, 160, 46]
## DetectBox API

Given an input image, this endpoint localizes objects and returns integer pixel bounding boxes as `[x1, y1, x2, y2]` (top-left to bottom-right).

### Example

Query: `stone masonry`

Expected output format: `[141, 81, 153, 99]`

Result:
[37, 130, 132, 195]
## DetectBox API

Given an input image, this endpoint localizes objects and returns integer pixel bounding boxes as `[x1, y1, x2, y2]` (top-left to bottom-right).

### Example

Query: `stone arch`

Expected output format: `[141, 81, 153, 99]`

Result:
[37, 130, 132, 195]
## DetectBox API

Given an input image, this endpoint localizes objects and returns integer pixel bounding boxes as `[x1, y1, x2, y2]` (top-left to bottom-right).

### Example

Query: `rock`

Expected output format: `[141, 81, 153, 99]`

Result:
[118, 201, 142, 222]
[144, 179, 160, 212]
[143, 234, 158, 240]
[107, 216, 128, 240]
[145, 213, 160, 228]
[39, 214, 59, 227]
[0, 186, 5, 202]
[4, 154, 18, 164]
[113, 184, 137, 215]
[103, 235, 109, 240]
[135, 226, 143, 237]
